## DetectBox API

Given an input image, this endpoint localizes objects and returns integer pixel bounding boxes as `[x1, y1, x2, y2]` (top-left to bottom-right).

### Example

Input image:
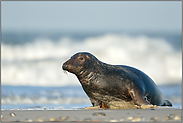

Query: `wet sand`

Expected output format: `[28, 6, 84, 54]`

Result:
[1, 108, 182, 122]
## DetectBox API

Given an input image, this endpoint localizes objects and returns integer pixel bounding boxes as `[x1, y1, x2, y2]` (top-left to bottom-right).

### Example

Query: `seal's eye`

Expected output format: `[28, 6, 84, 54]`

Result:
[78, 57, 84, 61]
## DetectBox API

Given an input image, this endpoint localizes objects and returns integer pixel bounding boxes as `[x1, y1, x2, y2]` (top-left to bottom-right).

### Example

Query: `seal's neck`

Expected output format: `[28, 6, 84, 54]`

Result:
[76, 61, 104, 83]
[76, 68, 96, 82]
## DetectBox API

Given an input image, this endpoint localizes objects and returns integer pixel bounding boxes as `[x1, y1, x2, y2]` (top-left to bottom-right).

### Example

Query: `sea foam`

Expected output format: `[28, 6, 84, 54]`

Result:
[1, 33, 182, 86]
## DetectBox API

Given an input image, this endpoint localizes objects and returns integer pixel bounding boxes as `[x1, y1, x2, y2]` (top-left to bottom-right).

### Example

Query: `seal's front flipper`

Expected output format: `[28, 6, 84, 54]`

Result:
[89, 98, 108, 109]
[161, 100, 172, 107]
[84, 106, 101, 110]
[100, 101, 108, 109]
[85, 100, 108, 109]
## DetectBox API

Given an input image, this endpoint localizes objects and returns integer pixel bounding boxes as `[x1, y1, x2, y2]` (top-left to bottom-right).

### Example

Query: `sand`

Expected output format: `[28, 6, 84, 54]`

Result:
[1, 108, 182, 122]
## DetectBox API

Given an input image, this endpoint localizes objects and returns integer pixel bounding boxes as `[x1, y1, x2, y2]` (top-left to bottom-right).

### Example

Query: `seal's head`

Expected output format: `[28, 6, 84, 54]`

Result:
[62, 52, 98, 75]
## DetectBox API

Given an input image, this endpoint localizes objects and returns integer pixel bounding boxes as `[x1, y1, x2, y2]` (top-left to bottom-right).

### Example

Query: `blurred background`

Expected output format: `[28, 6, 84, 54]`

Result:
[1, 1, 182, 110]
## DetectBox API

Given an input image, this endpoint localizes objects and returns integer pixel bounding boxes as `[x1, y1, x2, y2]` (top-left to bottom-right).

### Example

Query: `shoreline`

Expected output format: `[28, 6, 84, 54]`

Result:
[1, 108, 182, 122]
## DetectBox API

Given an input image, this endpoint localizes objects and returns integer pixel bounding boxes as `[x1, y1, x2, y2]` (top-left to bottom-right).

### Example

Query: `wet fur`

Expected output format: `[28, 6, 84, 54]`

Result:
[62, 52, 172, 109]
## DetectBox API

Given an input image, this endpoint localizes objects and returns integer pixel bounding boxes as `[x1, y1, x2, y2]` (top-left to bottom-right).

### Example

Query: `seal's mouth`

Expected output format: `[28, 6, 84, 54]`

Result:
[62, 69, 68, 74]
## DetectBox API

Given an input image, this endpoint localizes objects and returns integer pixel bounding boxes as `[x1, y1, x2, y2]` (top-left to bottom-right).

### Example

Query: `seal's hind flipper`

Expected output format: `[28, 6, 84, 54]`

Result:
[161, 100, 172, 107]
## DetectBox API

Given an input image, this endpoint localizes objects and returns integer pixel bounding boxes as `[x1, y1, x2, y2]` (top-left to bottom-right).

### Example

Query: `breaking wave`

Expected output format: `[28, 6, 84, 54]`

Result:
[1, 33, 182, 86]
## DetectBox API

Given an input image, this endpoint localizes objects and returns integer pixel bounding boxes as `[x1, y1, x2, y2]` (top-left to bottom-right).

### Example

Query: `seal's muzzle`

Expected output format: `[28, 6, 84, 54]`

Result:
[62, 62, 68, 70]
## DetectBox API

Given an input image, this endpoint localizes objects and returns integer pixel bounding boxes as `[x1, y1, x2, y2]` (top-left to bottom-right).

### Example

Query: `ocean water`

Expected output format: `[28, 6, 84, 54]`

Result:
[1, 31, 182, 109]
[1, 84, 182, 110]
[1, 85, 91, 110]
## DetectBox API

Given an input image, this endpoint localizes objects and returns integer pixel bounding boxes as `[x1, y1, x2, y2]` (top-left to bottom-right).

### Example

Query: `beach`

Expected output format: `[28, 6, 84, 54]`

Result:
[1, 108, 182, 122]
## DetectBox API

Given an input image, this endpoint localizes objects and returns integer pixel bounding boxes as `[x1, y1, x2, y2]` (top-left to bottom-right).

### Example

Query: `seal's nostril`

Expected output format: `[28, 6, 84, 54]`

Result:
[62, 62, 68, 70]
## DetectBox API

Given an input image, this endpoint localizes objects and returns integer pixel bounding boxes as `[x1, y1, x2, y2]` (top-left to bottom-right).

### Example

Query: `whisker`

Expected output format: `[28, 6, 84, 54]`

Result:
[63, 70, 68, 75]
